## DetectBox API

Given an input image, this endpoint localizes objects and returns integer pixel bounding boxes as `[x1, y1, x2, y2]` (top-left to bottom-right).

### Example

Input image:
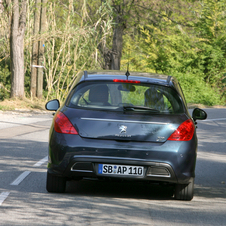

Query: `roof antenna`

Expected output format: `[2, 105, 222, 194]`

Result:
[84, 70, 88, 79]
[125, 46, 131, 80]
[125, 61, 130, 80]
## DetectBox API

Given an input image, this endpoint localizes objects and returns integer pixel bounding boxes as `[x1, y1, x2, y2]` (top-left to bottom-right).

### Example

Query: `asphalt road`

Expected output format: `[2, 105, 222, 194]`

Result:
[0, 108, 225, 226]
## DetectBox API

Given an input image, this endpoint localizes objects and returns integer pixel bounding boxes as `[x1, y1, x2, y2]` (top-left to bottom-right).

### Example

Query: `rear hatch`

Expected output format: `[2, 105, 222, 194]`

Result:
[65, 109, 187, 143]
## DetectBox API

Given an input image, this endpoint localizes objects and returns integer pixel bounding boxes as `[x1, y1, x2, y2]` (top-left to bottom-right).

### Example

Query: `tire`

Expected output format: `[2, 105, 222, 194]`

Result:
[46, 171, 66, 193]
[174, 178, 194, 201]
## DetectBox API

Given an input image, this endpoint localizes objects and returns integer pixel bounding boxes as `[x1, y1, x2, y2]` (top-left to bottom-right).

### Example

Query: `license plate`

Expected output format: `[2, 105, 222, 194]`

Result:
[98, 164, 144, 177]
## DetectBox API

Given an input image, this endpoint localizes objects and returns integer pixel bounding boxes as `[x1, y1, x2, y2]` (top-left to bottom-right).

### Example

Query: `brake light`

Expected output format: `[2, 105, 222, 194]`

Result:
[54, 112, 78, 134]
[113, 79, 140, 84]
[167, 119, 195, 141]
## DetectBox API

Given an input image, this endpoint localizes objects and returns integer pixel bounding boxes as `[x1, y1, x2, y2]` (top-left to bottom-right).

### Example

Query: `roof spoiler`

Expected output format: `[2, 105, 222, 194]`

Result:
[167, 76, 172, 84]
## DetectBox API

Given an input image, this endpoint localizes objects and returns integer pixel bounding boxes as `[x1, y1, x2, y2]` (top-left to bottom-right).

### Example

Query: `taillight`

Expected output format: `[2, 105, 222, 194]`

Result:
[113, 79, 140, 84]
[167, 119, 195, 141]
[54, 112, 78, 135]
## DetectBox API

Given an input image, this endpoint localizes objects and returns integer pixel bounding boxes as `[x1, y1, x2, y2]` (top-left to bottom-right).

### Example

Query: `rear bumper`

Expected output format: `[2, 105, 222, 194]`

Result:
[48, 131, 197, 184]
[48, 155, 192, 184]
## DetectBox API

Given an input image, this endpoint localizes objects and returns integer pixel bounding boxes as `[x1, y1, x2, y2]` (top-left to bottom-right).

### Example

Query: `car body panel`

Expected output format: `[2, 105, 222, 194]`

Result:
[48, 116, 197, 184]
[46, 70, 207, 198]
[62, 108, 188, 142]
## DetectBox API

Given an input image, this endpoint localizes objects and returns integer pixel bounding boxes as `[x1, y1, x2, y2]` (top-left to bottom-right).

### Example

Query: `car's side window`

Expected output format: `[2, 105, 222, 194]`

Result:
[77, 90, 89, 106]
[162, 95, 172, 111]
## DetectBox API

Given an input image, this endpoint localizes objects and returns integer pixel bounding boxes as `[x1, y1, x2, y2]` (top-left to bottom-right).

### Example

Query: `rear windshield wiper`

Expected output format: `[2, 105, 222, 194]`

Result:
[122, 105, 160, 113]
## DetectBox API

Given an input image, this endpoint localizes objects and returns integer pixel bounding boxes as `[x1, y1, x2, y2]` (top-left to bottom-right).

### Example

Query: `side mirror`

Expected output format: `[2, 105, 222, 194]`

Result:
[192, 108, 207, 121]
[45, 99, 60, 111]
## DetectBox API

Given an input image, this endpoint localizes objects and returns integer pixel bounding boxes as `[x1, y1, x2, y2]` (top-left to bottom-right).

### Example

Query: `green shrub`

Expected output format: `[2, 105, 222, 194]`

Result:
[0, 65, 11, 100]
[173, 72, 224, 106]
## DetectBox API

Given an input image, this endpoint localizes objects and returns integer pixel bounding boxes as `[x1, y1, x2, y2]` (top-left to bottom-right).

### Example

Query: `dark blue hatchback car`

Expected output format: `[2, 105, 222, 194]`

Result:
[45, 70, 207, 200]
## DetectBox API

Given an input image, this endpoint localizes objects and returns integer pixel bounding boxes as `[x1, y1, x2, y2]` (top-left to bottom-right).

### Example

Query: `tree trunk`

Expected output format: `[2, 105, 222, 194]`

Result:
[111, 20, 124, 70]
[10, 0, 27, 98]
[98, 21, 125, 70]
[37, 0, 47, 99]
[30, 0, 41, 98]
[98, 2, 126, 71]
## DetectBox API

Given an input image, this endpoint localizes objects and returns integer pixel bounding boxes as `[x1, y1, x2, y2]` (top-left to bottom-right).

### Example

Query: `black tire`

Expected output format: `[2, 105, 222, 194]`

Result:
[174, 178, 194, 201]
[46, 171, 66, 193]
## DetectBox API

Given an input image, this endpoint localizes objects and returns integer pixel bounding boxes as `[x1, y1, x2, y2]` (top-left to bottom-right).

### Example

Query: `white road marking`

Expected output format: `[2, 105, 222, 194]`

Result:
[204, 118, 226, 122]
[0, 192, 10, 206]
[33, 156, 48, 167]
[10, 171, 31, 186]
[3, 156, 47, 205]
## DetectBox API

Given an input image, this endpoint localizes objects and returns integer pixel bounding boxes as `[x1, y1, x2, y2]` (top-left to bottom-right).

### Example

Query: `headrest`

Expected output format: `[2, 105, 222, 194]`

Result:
[89, 84, 109, 103]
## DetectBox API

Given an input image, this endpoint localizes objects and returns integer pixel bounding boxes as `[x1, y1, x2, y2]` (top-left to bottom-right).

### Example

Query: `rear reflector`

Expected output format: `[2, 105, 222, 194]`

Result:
[113, 79, 140, 84]
[167, 119, 195, 141]
[54, 112, 78, 135]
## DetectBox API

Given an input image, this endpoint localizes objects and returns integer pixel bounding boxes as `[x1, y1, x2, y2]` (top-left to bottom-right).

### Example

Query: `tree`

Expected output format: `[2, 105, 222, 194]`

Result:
[30, 0, 47, 99]
[30, 0, 41, 98]
[37, 0, 47, 99]
[74, 0, 146, 70]
[98, 0, 136, 70]
[9, 0, 27, 98]
[97, 0, 173, 70]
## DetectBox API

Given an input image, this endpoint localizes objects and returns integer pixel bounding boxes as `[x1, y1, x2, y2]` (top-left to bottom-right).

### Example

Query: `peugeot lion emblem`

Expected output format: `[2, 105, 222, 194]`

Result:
[119, 125, 127, 133]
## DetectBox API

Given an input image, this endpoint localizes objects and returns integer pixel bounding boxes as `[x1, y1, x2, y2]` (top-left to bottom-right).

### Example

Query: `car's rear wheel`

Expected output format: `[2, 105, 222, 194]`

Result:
[46, 171, 66, 193]
[174, 178, 194, 201]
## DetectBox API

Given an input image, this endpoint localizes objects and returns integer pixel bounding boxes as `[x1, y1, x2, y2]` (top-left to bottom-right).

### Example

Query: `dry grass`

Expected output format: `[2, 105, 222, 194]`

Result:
[0, 98, 47, 112]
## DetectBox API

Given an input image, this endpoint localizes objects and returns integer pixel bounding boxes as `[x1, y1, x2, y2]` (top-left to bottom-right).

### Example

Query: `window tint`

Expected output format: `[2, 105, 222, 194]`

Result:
[68, 81, 184, 114]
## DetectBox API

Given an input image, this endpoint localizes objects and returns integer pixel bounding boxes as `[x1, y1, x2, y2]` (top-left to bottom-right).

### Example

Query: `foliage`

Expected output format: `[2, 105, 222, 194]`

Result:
[0, 4, 10, 100]
[0, 0, 113, 102]
[0, 65, 11, 100]
[0, 0, 226, 106]
[121, 0, 226, 106]
[26, 0, 113, 102]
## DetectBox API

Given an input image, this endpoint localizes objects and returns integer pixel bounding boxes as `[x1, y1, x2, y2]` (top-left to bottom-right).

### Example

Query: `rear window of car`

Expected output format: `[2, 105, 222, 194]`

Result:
[67, 81, 185, 114]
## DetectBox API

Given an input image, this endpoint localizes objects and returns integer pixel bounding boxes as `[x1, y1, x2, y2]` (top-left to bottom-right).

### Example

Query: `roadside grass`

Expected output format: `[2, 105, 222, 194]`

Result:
[0, 98, 46, 112]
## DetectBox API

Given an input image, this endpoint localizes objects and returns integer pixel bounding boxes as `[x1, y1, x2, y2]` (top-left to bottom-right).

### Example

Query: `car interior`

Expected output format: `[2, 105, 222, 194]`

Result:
[70, 82, 184, 114]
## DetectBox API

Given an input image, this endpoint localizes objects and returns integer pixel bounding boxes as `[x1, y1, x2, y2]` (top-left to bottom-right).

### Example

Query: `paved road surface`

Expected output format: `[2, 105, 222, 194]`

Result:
[0, 108, 225, 225]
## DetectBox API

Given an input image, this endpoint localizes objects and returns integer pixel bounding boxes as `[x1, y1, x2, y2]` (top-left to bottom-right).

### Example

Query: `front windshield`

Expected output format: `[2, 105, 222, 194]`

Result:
[67, 81, 184, 114]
